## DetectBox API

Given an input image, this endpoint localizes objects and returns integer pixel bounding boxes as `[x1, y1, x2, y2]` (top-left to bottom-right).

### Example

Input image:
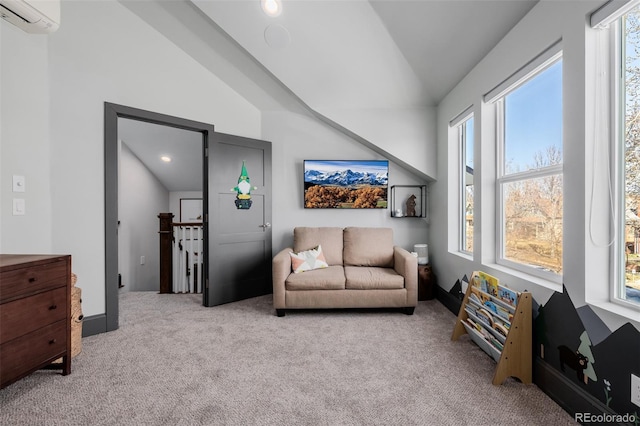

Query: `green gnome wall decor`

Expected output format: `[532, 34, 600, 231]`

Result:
[231, 161, 257, 209]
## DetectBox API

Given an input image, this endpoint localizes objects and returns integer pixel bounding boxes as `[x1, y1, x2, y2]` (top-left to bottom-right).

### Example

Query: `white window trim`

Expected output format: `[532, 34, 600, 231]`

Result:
[492, 53, 564, 284]
[456, 110, 474, 256]
[450, 106, 475, 258]
[612, 18, 625, 306]
[484, 40, 563, 104]
[591, 0, 640, 29]
[449, 105, 474, 128]
[611, 17, 640, 311]
[584, 19, 640, 322]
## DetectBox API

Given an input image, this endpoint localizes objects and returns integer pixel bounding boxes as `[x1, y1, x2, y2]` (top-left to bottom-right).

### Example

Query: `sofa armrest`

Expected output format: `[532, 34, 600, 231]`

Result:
[272, 248, 293, 309]
[393, 246, 418, 306]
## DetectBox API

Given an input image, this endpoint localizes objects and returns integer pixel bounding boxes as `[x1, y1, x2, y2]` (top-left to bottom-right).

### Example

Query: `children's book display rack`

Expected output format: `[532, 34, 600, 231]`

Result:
[451, 271, 532, 385]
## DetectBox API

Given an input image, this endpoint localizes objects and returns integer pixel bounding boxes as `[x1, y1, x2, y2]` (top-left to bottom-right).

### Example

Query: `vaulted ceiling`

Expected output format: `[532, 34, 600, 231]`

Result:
[191, 0, 537, 108]
[119, 0, 538, 190]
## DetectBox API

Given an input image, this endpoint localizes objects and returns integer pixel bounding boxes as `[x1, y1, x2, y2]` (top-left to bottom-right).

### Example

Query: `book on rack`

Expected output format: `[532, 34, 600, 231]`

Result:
[481, 298, 513, 323]
[470, 271, 519, 311]
[498, 284, 518, 307]
[475, 308, 493, 328]
[472, 271, 499, 297]
[469, 286, 489, 304]
[490, 336, 504, 351]
[492, 323, 508, 338]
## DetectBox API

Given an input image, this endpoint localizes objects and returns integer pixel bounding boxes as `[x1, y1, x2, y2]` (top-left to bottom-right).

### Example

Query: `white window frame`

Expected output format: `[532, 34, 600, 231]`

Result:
[582, 0, 640, 321]
[450, 106, 474, 256]
[487, 43, 564, 284]
[611, 14, 640, 310]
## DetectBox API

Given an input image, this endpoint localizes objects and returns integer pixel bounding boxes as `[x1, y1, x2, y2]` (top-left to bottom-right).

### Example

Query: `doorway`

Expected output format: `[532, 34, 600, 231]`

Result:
[118, 118, 203, 294]
[103, 103, 212, 333]
[102, 103, 273, 335]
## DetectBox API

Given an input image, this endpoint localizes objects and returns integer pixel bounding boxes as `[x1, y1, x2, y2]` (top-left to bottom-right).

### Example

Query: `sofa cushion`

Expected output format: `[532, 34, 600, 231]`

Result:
[344, 266, 405, 290]
[290, 245, 329, 273]
[294, 227, 344, 266]
[343, 227, 394, 267]
[286, 265, 346, 290]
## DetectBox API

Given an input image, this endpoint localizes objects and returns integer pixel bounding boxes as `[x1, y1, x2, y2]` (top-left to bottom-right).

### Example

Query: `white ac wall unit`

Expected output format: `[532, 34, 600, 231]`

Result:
[0, 0, 59, 33]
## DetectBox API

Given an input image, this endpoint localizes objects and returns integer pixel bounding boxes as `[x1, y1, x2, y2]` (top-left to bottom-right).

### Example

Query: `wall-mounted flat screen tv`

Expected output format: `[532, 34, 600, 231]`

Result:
[304, 160, 389, 209]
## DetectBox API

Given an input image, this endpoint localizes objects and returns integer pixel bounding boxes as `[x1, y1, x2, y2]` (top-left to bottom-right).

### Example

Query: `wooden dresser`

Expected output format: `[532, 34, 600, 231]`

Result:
[0, 254, 72, 388]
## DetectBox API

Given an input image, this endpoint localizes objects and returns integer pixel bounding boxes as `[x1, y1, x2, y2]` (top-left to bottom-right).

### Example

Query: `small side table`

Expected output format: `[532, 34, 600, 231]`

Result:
[418, 264, 437, 300]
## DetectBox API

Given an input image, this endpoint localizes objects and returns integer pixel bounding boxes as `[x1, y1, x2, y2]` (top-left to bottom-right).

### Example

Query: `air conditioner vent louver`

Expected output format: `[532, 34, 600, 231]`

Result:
[1, 4, 31, 23]
[0, 0, 59, 33]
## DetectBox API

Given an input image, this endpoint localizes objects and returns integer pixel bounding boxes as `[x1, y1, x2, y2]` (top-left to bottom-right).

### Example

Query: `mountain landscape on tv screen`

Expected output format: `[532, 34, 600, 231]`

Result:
[304, 169, 388, 187]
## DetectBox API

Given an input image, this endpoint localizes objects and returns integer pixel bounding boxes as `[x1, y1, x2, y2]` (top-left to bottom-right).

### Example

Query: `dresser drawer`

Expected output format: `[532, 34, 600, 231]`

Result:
[0, 259, 68, 303]
[0, 319, 67, 387]
[0, 287, 67, 343]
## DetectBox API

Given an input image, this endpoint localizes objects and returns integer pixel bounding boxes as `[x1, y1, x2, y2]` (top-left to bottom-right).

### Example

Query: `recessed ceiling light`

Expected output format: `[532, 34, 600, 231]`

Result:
[161, 155, 172, 163]
[261, 0, 282, 17]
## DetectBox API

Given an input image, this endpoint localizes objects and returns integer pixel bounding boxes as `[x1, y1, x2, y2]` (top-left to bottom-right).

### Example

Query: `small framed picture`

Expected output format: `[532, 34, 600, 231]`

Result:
[180, 198, 203, 223]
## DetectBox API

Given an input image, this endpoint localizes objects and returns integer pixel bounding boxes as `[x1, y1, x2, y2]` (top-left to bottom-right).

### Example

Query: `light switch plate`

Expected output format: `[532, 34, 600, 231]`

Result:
[632, 373, 640, 408]
[12, 175, 25, 193]
[13, 198, 25, 215]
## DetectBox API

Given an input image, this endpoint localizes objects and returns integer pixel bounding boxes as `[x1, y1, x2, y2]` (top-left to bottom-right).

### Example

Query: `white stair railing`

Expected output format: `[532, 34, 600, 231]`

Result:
[172, 223, 204, 293]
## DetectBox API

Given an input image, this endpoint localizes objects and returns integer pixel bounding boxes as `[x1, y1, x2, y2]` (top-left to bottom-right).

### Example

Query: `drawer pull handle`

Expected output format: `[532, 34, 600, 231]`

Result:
[49, 339, 57, 345]
[28, 277, 37, 283]
[49, 305, 58, 310]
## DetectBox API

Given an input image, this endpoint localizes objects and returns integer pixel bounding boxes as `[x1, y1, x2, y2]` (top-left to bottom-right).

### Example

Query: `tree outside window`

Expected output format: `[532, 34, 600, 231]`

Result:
[460, 116, 474, 254]
[621, 7, 640, 304]
[498, 59, 563, 278]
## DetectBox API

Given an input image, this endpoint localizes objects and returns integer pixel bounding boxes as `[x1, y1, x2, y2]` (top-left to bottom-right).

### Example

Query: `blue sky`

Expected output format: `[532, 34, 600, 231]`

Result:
[466, 118, 474, 170]
[504, 60, 563, 172]
[463, 61, 561, 175]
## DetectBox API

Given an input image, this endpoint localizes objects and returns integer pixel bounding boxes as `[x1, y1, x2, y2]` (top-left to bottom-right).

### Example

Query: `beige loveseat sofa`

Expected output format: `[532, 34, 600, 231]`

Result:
[272, 227, 418, 316]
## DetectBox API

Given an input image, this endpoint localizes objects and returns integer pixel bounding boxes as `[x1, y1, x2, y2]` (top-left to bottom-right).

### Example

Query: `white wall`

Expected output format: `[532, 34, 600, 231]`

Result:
[264, 110, 429, 253]
[317, 106, 437, 179]
[0, 24, 52, 253]
[432, 1, 639, 330]
[0, 0, 261, 317]
[170, 191, 202, 223]
[118, 143, 169, 292]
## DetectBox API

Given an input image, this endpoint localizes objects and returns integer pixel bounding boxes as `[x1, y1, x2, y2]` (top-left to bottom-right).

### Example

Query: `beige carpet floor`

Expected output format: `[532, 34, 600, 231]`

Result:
[0, 292, 575, 425]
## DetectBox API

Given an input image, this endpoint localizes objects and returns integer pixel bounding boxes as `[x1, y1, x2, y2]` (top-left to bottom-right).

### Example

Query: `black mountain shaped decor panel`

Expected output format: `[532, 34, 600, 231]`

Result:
[534, 286, 640, 416]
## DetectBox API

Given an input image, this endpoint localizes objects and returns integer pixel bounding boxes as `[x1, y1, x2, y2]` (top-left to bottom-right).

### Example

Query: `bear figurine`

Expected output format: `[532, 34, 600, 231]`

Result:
[406, 194, 417, 217]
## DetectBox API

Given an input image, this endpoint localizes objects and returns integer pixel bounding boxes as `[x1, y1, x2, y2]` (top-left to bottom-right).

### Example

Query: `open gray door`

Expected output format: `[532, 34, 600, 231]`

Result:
[205, 132, 272, 307]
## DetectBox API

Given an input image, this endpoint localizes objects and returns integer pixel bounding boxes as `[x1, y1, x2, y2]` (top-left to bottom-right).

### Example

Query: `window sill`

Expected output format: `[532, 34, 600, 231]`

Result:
[585, 297, 640, 324]
[451, 251, 473, 262]
[486, 263, 563, 293]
